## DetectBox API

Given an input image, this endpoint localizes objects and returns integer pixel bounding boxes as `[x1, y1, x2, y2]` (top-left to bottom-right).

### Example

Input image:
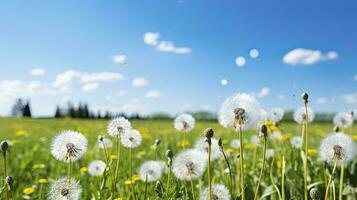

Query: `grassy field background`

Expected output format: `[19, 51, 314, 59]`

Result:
[0, 117, 356, 199]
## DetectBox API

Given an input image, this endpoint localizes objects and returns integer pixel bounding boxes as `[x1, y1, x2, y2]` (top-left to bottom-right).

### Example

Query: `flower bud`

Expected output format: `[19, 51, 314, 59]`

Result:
[334, 126, 340, 133]
[301, 92, 309, 103]
[204, 128, 214, 138]
[5, 176, 14, 188]
[0, 141, 9, 152]
[155, 139, 161, 146]
[218, 138, 223, 147]
[259, 124, 268, 137]
[165, 149, 174, 159]
[309, 187, 320, 200]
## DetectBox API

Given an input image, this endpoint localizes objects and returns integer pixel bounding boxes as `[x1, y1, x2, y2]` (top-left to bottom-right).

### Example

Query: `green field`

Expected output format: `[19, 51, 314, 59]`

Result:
[0, 117, 356, 199]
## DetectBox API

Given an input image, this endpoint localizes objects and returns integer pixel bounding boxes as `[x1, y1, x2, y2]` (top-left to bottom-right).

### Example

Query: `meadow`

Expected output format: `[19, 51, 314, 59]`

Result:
[0, 116, 356, 200]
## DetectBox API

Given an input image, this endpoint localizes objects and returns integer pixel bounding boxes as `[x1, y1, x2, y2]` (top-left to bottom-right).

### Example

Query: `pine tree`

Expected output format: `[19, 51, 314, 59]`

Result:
[22, 101, 32, 118]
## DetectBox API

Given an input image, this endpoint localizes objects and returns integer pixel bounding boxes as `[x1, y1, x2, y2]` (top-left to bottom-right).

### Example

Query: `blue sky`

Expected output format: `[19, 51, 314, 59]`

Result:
[1, 0, 357, 116]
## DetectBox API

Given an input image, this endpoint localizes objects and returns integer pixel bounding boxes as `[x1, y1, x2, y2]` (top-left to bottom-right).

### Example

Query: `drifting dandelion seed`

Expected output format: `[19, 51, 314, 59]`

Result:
[139, 160, 163, 182]
[48, 178, 82, 200]
[333, 112, 353, 128]
[88, 160, 106, 177]
[97, 136, 113, 149]
[172, 149, 207, 181]
[199, 184, 231, 200]
[229, 139, 240, 149]
[269, 107, 285, 124]
[195, 137, 222, 161]
[294, 107, 315, 124]
[318, 132, 356, 166]
[107, 117, 132, 137]
[121, 129, 142, 148]
[51, 131, 88, 162]
[174, 113, 195, 132]
[218, 93, 262, 131]
[290, 136, 302, 148]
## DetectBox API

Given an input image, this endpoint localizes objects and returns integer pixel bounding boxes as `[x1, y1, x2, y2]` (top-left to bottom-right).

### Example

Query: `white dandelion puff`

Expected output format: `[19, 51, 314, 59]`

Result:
[230, 139, 240, 149]
[195, 137, 222, 161]
[172, 149, 207, 181]
[333, 112, 353, 128]
[48, 178, 82, 200]
[318, 132, 356, 166]
[139, 160, 163, 182]
[51, 131, 88, 163]
[269, 107, 285, 124]
[294, 107, 315, 124]
[218, 93, 262, 131]
[290, 136, 302, 148]
[107, 117, 132, 137]
[121, 129, 142, 148]
[199, 183, 231, 200]
[156, 160, 168, 174]
[97, 136, 113, 149]
[88, 160, 106, 177]
[174, 113, 196, 132]
[269, 131, 282, 140]
[266, 149, 275, 159]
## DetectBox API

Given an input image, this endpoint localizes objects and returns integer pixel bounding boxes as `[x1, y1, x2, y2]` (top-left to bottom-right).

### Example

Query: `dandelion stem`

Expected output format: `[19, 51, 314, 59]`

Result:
[253, 135, 267, 200]
[324, 161, 338, 200]
[129, 148, 136, 200]
[338, 164, 345, 200]
[304, 102, 310, 200]
[114, 136, 121, 194]
[190, 179, 196, 200]
[67, 157, 72, 192]
[221, 147, 233, 197]
[238, 126, 245, 200]
[3, 152, 9, 200]
[281, 156, 286, 200]
[208, 143, 212, 200]
[166, 164, 172, 198]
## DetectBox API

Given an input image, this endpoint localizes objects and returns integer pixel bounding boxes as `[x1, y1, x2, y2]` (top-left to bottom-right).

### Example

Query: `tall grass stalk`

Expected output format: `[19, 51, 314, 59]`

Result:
[303, 96, 310, 200]
[208, 142, 212, 200]
[190, 179, 196, 200]
[114, 136, 121, 194]
[338, 164, 345, 200]
[324, 161, 337, 200]
[253, 135, 267, 200]
[67, 157, 72, 192]
[218, 138, 233, 197]
[238, 126, 245, 200]
[281, 156, 286, 200]
[2, 151, 9, 200]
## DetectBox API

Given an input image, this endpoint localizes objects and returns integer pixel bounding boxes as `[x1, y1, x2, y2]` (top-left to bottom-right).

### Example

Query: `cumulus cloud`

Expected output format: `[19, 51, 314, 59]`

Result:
[132, 77, 148, 87]
[316, 97, 327, 104]
[121, 99, 145, 115]
[341, 93, 357, 104]
[258, 87, 270, 97]
[144, 32, 160, 46]
[113, 55, 127, 65]
[82, 83, 99, 92]
[283, 48, 338, 65]
[144, 32, 191, 54]
[53, 70, 123, 92]
[30, 68, 45, 76]
[146, 90, 161, 98]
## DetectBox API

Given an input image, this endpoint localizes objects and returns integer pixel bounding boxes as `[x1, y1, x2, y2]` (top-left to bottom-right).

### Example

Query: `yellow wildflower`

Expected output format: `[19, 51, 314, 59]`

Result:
[132, 174, 140, 181]
[23, 187, 34, 195]
[222, 139, 229, 145]
[178, 139, 190, 147]
[80, 167, 88, 173]
[352, 135, 357, 140]
[136, 151, 146, 158]
[125, 180, 135, 185]
[38, 179, 48, 184]
[282, 133, 293, 141]
[110, 155, 118, 160]
[16, 130, 28, 137]
[226, 148, 234, 154]
[308, 149, 318, 156]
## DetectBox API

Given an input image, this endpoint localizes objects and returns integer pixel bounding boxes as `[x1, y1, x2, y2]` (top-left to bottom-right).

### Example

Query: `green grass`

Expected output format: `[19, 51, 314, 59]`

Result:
[0, 117, 356, 199]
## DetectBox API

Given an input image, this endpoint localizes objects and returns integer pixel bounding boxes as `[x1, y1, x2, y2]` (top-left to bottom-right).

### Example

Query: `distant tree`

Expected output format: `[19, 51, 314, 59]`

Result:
[83, 104, 90, 118]
[54, 106, 63, 118]
[11, 98, 24, 117]
[22, 101, 32, 118]
[97, 111, 102, 119]
[104, 111, 111, 119]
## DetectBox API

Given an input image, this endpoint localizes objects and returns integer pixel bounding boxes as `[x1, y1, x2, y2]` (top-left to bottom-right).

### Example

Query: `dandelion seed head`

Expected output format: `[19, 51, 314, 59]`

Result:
[290, 136, 302, 148]
[88, 160, 106, 176]
[199, 183, 231, 200]
[121, 129, 142, 148]
[218, 93, 262, 131]
[139, 160, 163, 182]
[107, 117, 132, 137]
[195, 137, 222, 161]
[172, 149, 207, 181]
[319, 132, 356, 166]
[333, 112, 353, 128]
[97, 136, 113, 149]
[269, 107, 284, 123]
[48, 178, 82, 200]
[293, 107, 315, 124]
[51, 131, 87, 162]
[230, 139, 240, 149]
[174, 113, 195, 132]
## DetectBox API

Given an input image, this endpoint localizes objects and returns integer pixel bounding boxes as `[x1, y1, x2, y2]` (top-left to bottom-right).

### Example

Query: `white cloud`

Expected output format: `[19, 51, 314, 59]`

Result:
[113, 55, 127, 65]
[316, 97, 327, 104]
[82, 83, 98, 92]
[121, 99, 145, 115]
[30, 68, 45, 76]
[146, 90, 161, 98]
[283, 48, 338, 65]
[235, 56, 246, 67]
[156, 41, 191, 54]
[258, 87, 270, 97]
[132, 77, 148, 87]
[53, 70, 123, 92]
[116, 90, 127, 96]
[341, 93, 357, 104]
[144, 32, 160, 46]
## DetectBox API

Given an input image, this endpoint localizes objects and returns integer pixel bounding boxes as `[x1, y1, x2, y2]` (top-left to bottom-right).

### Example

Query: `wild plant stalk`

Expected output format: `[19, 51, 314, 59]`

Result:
[253, 125, 267, 200]
[218, 138, 233, 197]
[165, 149, 174, 199]
[190, 179, 196, 200]
[302, 93, 310, 200]
[281, 156, 286, 200]
[67, 157, 72, 192]
[208, 143, 212, 200]
[270, 157, 282, 200]
[99, 138, 115, 197]
[338, 164, 345, 200]
[113, 136, 121, 194]
[324, 161, 338, 200]
[238, 126, 245, 200]
[129, 148, 135, 199]
[2, 151, 8, 200]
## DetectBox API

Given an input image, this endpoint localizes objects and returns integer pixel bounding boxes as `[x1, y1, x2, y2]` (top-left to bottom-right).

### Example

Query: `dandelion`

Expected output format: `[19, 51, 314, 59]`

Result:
[156, 160, 168, 174]
[39, 179, 48, 184]
[218, 93, 261, 200]
[199, 184, 231, 200]
[107, 117, 132, 137]
[217, 138, 233, 196]
[333, 112, 353, 129]
[139, 161, 163, 182]
[172, 149, 207, 181]
[51, 131, 88, 162]
[121, 129, 142, 148]
[253, 124, 268, 200]
[195, 137, 222, 161]
[80, 167, 88, 173]
[269, 107, 285, 124]
[290, 136, 302, 148]
[294, 107, 315, 124]
[23, 187, 34, 195]
[48, 178, 82, 200]
[1, 140, 9, 200]
[229, 139, 240, 149]
[174, 113, 195, 132]
[97, 136, 113, 149]
[165, 149, 174, 198]
[319, 132, 356, 200]
[88, 160, 106, 177]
